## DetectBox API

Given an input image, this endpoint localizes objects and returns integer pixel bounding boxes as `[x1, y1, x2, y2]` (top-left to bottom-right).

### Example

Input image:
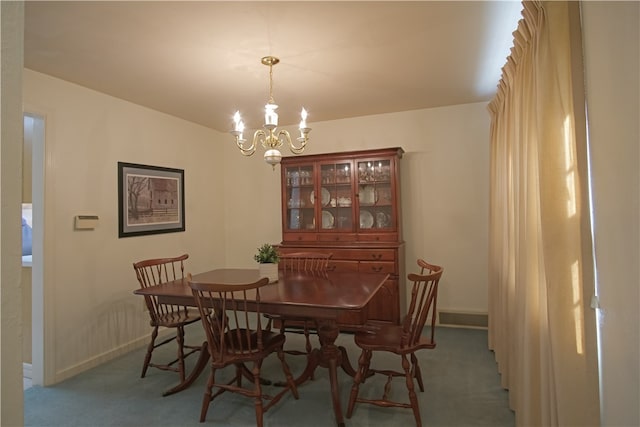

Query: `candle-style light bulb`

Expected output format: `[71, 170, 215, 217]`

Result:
[299, 108, 308, 129]
[233, 111, 242, 131]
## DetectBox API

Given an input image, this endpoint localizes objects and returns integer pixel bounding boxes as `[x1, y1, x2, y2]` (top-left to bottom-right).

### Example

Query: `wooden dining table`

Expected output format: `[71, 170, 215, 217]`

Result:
[134, 268, 389, 427]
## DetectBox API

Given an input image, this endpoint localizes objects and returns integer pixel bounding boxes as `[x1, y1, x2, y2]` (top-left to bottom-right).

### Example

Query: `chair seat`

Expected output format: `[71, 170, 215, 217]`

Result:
[355, 325, 436, 354]
[152, 308, 201, 328]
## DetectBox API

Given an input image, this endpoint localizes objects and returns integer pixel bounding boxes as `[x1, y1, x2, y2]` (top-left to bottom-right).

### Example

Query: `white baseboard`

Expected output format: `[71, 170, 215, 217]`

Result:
[438, 310, 488, 328]
[54, 329, 173, 383]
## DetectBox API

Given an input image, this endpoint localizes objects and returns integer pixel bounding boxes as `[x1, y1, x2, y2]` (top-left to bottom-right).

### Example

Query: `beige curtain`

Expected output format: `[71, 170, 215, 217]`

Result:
[487, 1, 600, 425]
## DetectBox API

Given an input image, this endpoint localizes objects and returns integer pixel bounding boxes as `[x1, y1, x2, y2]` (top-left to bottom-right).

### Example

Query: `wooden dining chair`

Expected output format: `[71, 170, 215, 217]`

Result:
[418, 257, 440, 276]
[188, 274, 299, 426]
[133, 254, 202, 381]
[346, 261, 444, 427]
[268, 252, 332, 356]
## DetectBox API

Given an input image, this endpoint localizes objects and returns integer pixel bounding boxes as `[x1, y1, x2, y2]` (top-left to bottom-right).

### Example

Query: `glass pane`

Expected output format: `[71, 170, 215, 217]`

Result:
[285, 165, 314, 231]
[320, 162, 353, 231]
[357, 159, 392, 230]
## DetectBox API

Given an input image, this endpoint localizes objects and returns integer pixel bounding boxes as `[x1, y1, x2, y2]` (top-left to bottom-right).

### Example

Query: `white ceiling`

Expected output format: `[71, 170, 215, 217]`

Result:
[24, 1, 522, 133]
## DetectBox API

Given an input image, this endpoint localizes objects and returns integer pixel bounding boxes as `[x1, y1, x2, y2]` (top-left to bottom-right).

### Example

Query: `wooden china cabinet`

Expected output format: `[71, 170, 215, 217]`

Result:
[279, 147, 405, 328]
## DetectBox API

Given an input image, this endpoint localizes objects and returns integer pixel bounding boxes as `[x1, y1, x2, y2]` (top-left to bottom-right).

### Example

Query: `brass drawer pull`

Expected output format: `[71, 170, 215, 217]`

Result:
[371, 265, 384, 272]
[371, 254, 382, 260]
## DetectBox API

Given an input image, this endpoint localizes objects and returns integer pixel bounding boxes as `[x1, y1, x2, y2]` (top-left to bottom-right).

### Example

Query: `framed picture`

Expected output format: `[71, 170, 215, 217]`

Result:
[118, 162, 185, 238]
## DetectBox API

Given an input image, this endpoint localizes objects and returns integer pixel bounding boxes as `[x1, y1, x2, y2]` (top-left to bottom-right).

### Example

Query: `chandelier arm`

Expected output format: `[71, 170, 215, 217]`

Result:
[278, 129, 308, 154]
[276, 130, 292, 150]
[236, 130, 266, 156]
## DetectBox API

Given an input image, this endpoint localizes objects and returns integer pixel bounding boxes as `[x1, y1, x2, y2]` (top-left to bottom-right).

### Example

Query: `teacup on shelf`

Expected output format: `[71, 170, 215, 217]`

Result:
[337, 197, 352, 207]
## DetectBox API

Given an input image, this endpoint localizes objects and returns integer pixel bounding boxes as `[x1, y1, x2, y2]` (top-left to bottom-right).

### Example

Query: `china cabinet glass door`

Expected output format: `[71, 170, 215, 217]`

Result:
[319, 161, 354, 231]
[284, 164, 314, 232]
[357, 159, 393, 231]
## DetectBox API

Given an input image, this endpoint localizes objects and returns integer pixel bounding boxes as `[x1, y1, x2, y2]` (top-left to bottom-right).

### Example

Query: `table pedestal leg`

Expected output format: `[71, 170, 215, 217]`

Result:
[293, 320, 353, 427]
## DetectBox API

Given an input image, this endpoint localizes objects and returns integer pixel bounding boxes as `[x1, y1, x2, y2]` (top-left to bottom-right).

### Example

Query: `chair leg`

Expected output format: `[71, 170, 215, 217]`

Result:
[276, 348, 299, 399]
[176, 326, 186, 382]
[411, 352, 425, 392]
[303, 322, 312, 355]
[235, 364, 243, 387]
[303, 321, 315, 380]
[200, 368, 216, 422]
[401, 354, 422, 427]
[141, 326, 159, 378]
[346, 349, 371, 418]
[252, 360, 265, 427]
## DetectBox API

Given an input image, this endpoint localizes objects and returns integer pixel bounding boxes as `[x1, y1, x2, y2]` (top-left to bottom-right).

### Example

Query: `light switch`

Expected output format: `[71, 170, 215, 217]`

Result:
[75, 215, 99, 230]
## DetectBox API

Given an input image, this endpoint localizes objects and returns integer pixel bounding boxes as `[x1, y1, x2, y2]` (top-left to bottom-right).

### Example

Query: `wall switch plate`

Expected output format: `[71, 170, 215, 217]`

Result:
[74, 215, 98, 230]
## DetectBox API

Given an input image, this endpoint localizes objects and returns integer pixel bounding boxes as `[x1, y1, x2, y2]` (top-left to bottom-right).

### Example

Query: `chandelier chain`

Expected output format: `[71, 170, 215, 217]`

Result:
[268, 63, 275, 105]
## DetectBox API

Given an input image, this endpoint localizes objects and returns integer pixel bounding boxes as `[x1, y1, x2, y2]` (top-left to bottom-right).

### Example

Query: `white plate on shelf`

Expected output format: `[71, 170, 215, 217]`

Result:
[359, 210, 374, 229]
[359, 185, 378, 205]
[322, 210, 335, 229]
[375, 212, 390, 228]
[310, 187, 331, 206]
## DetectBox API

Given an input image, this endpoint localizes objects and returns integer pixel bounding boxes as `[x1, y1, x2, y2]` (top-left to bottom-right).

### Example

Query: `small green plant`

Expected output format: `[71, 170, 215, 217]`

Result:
[254, 243, 280, 264]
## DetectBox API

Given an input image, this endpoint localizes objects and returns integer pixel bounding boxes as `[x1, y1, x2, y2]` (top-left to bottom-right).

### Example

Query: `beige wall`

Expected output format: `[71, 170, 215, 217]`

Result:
[24, 69, 490, 383]
[222, 104, 491, 315]
[582, 2, 639, 425]
[23, 69, 228, 382]
[1, 2, 25, 425]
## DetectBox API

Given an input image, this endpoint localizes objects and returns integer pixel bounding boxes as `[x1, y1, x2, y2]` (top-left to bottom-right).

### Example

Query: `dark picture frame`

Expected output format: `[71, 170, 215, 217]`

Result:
[118, 162, 185, 238]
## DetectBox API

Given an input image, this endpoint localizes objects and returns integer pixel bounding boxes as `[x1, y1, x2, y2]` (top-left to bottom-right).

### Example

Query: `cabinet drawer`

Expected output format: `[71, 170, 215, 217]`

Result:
[278, 246, 332, 257]
[317, 233, 357, 243]
[330, 248, 396, 261]
[357, 232, 399, 243]
[358, 261, 396, 274]
[327, 260, 359, 273]
[282, 233, 317, 243]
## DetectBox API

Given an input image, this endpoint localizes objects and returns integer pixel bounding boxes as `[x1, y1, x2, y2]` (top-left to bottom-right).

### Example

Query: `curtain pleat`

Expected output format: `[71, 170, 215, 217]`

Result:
[487, 1, 600, 425]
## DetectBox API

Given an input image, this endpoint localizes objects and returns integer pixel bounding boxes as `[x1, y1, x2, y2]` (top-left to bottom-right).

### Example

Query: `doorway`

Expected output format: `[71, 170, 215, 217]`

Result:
[23, 113, 45, 387]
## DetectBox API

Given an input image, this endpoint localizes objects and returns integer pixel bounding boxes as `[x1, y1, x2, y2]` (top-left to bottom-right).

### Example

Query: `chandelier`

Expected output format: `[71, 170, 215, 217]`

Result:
[230, 56, 311, 169]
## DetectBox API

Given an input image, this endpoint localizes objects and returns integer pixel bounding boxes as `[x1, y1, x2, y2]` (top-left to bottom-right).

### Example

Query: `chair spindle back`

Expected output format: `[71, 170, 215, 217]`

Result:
[189, 276, 270, 364]
[133, 254, 189, 323]
[279, 252, 332, 276]
[402, 262, 443, 348]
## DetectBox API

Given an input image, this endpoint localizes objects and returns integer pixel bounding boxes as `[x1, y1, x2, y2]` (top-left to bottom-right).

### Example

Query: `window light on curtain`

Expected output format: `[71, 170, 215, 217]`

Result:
[487, 1, 600, 425]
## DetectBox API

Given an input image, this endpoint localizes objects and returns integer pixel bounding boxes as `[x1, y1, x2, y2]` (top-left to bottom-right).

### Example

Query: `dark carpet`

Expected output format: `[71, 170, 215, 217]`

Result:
[24, 325, 514, 426]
